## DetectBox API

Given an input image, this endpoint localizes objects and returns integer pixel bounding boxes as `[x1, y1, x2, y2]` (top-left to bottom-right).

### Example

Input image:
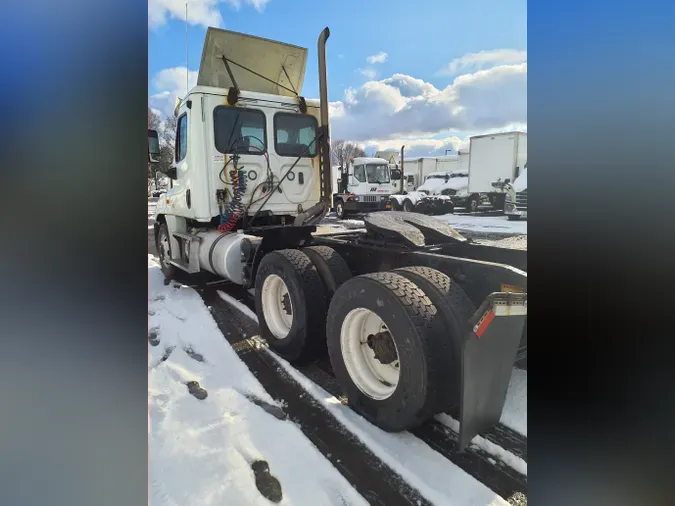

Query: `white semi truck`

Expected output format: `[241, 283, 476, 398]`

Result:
[332, 156, 394, 219]
[466, 131, 527, 212]
[149, 26, 527, 449]
[504, 164, 528, 220]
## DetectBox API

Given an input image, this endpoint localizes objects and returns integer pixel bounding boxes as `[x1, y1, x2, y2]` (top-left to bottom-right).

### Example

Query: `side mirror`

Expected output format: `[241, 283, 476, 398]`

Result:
[505, 178, 511, 184]
[166, 166, 177, 180]
[148, 129, 160, 163]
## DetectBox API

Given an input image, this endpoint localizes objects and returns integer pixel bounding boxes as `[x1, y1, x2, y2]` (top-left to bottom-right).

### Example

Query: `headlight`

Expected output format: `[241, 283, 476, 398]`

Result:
[505, 193, 513, 202]
[380, 196, 387, 201]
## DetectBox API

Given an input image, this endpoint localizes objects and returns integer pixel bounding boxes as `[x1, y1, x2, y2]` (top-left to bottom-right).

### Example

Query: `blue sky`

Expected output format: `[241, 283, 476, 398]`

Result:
[149, 0, 527, 156]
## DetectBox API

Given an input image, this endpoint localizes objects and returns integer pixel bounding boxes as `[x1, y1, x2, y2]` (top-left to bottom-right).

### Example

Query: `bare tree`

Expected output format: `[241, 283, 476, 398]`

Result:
[331, 139, 366, 166]
[148, 107, 161, 130]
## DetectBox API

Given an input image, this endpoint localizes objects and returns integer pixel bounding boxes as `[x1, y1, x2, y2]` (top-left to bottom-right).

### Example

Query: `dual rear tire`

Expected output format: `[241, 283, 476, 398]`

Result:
[254, 246, 474, 432]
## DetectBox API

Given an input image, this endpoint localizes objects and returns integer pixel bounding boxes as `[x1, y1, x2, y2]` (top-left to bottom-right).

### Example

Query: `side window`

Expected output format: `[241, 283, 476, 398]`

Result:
[407, 175, 415, 183]
[213, 106, 266, 155]
[175, 113, 188, 162]
[354, 165, 366, 183]
[274, 113, 318, 157]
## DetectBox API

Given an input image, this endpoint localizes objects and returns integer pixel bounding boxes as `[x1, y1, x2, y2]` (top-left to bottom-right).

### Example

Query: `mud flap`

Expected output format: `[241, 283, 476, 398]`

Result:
[458, 293, 527, 450]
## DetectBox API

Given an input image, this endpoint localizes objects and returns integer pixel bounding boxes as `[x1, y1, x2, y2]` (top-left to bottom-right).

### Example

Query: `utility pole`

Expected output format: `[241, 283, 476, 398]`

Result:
[399, 145, 405, 194]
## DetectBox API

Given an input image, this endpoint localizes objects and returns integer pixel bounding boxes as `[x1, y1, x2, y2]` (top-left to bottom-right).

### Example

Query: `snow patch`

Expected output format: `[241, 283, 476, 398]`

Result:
[217, 290, 259, 324]
[266, 351, 510, 506]
[499, 368, 527, 436]
[435, 414, 527, 476]
[435, 214, 528, 235]
[148, 256, 367, 506]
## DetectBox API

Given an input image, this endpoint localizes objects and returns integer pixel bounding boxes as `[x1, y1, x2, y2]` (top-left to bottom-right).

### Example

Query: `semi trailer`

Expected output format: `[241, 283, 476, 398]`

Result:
[467, 132, 527, 212]
[150, 26, 527, 449]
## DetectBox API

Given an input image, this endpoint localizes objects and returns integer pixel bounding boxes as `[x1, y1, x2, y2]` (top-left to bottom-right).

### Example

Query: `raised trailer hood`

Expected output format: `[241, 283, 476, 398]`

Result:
[197, 27, 308, 97]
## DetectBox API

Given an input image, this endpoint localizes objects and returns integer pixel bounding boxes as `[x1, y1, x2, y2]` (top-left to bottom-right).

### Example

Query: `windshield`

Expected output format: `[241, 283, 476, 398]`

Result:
[365, 164, 390, 184]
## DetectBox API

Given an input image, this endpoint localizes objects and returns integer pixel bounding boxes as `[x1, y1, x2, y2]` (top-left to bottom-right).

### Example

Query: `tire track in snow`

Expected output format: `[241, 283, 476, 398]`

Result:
[199, 287, 431, 506]
[208, 283, 527, 503]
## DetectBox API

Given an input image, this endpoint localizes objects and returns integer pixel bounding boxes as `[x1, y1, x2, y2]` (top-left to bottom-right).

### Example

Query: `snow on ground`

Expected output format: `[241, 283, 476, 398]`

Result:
[148, 255, 368, 506]
[498, 368, 527, 437]
[316, 212, 527, 236]
[435, 414, 527, 476]
[429, 214, 527, 235]
[267, 352, 511, 506]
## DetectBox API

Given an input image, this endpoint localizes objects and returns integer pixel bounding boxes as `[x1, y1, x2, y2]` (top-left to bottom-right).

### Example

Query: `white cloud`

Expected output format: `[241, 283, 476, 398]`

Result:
[359, 68, 378, 80]
[438, 49, 527, 76]
[329, 62, 526, 143]
[366, 51, 388, 64]
[149, 0, 272, 29]
[149, 67, 199, 118]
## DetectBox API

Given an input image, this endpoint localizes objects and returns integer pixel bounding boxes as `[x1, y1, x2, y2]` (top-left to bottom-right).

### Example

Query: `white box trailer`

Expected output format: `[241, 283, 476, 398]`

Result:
[457, 149, 470, 174]
[435, 155, 458, 173]
[468, 132, 527, 196]
[403, 157, 438, 189]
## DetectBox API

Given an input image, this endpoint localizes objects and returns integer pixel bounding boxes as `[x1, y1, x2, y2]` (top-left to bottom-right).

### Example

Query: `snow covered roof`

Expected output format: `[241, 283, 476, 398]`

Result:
[352, 157, 389, 165]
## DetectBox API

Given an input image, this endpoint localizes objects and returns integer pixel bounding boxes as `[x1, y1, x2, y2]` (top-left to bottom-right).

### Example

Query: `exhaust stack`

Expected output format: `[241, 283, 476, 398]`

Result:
[317, 27, 331, 202]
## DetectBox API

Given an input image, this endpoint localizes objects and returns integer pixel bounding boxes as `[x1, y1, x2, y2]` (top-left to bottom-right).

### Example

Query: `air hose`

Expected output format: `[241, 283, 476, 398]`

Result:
[218, 166, 247, 232]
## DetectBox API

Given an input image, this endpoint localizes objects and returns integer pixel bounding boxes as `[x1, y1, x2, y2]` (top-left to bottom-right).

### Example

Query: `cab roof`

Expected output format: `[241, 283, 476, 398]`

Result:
[352, 157, 390, 165]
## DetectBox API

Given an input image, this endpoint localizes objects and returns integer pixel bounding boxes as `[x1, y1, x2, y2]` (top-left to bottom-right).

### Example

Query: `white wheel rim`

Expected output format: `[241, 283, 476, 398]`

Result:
[340, 308, 400, 400]
[261, 274, 294, 339]
[337, 203, 343, 216]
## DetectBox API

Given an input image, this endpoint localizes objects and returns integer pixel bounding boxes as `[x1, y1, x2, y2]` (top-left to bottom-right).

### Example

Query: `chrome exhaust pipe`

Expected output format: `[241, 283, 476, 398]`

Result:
[317, 27, 332, 202]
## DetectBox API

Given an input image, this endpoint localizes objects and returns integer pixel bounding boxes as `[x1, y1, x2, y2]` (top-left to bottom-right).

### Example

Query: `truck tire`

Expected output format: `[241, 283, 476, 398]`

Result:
[326, 272, 446, 431]
[156, 223, 178, 280]
[493, 194, 506, 211]
[335, 200, 347, 220]
[391, 199, 402, 211]
[402, 199, 414, 212]
[255, 249, 328, 363]
[302, 246, 352, 298]
[394, 266, 476, 412]
[467, 195, 480, 213]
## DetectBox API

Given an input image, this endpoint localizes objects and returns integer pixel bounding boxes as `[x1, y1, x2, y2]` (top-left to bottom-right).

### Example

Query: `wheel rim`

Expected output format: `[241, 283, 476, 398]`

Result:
[470, 199, 477, 212]
[337, 202, 343, 217]
[261, 274, 294, 339]
[341, 308, 400, 400]
[159, 229, 171, 269]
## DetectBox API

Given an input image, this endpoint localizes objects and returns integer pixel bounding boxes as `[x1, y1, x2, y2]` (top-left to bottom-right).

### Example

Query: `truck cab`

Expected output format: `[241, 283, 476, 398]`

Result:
[332, 157, 394, 219]
[504, 165, 527, 220]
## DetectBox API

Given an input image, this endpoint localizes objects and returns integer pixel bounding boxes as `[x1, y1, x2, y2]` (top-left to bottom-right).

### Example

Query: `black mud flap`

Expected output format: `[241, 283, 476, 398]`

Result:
[458, 292, 527, 450]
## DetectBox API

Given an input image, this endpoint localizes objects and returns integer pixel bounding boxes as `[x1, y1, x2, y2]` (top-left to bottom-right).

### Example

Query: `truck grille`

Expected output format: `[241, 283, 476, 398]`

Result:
[362, 195, 378, 202]
[515, 189, 527, 210]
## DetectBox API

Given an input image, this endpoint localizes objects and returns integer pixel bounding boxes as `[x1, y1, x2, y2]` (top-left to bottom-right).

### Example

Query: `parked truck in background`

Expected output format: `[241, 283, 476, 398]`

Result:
[332, 156, 394, 219]
[149, 26, 527, 449]
[504, 164, 528, 220]
[466, 131, 527, 213]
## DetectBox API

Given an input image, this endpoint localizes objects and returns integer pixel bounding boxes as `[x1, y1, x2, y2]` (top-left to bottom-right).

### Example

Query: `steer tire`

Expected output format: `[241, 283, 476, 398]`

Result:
[394, 266, 476, 412]
[156, 223, 178, 280]
[402, 199, 414, 212]
[255, 249, 328, 363]
[326, 272, 446, 431]
[302, 246, 352, 298]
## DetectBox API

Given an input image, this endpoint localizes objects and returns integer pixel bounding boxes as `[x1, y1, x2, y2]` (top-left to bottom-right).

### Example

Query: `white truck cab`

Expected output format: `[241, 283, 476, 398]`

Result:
[504, 165, 528, 220]
[332, 157, 394, 219]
